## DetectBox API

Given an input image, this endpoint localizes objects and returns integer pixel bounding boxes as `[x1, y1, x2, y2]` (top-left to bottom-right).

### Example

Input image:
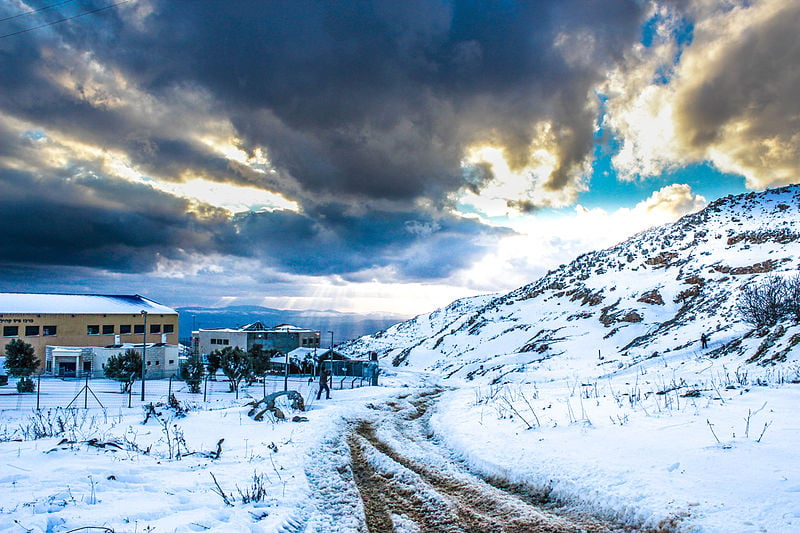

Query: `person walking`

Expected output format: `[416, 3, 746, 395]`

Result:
[317, 366, 331, 400]
[700, 333, 708, 349]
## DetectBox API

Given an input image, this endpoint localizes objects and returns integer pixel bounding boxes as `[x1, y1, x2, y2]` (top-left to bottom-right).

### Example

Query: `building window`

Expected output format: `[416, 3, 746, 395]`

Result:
[155, 360, 160, 365]
[102, 325, 115, 335]
[43, 325, 57, 336]
[168, 360, 174, 365]
[134, 324, 144, 334]
[25, 325, 40, 336]
[163, 324, 174, 334]
[87, 325, 100, 335]
[147, 361, 151, 366]
[3, 326, 18, 337]
[120, 325, 131, 334]
[150, 324, 161, 334]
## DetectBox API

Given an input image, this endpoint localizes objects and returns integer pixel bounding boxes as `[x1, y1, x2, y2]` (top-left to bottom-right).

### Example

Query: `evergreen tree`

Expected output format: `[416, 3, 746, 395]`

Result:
[104, 348, 142, 393]
[4, 339, 38, 393]
[206, 350, 222, 380]
[216, 346, 251, 393]
[247, 344, 279, 383]
[180, 357, 205, 393]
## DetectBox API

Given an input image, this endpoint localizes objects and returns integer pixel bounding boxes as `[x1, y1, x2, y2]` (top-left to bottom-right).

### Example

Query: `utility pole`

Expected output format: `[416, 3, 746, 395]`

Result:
[328, 330, 334, 385]
[283, 326, 290, 392]
[140, 310, 148, 401]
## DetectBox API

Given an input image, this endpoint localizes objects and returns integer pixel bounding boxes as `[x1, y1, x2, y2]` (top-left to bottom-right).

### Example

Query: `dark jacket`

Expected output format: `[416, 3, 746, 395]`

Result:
[319, 368, 330, 384]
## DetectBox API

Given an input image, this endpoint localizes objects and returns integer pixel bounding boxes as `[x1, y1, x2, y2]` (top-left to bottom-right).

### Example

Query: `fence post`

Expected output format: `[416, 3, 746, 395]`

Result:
[36, 374, 41, 410]
[203, 375, 208, 402]
[84, 375, 89, 409]
[168, 375, 173, 399]
[263, 373, 266, 398]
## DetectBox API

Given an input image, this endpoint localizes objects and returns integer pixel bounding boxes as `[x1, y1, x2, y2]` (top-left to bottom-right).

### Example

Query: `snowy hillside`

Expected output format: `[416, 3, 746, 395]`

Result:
[337, 185, 800, 531]
[342, 185, 800, 382]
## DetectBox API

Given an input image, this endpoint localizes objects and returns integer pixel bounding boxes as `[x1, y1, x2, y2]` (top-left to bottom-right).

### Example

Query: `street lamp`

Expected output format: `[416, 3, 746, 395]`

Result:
[140, 310, 147, 401]
[192, 314, 198, 363]
[327, 331, 334, 383]
[283, 325, 290, 392]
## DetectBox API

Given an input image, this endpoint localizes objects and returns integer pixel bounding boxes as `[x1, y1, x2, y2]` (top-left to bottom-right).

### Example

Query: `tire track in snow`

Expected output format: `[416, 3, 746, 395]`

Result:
[346, 389, 671, 533]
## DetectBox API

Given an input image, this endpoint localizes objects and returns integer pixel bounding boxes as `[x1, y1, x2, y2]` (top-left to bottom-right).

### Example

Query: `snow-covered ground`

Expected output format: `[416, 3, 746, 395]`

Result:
[2, 360, 799, 532]
[431, 356, 800, 532]
[0, 375, 409, 532]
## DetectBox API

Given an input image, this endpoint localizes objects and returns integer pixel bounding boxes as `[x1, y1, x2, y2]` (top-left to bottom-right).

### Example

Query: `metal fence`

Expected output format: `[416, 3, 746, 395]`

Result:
[0, 370, 377, 412]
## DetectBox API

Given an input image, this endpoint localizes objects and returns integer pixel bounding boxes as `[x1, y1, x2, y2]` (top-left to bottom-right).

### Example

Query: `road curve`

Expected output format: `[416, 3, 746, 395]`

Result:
[346, 389, 673, 533]
[302, 388, 677, 532]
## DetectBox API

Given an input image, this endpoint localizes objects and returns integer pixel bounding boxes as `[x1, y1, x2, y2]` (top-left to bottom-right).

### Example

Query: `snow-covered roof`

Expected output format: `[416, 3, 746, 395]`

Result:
[240, 321, 269, 331]
[272, 324, 319, 333]
[199, 323, 319, 333]
[0, 293, 177, 315]
[287, 347, 332, 358]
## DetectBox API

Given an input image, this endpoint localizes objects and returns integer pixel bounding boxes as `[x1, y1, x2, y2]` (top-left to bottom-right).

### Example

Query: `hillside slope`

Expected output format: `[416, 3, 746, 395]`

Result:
[342, 185, 800, 382]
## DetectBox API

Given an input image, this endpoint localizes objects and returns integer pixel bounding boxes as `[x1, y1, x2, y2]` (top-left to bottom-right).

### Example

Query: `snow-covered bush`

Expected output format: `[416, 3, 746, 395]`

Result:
[180, 357, 204, 393]
[4, 339, 38, 393]
[104, 348, 142, 393]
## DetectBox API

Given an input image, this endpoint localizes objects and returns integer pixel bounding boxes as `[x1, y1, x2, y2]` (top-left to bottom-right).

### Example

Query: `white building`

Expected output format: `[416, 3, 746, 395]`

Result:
[46, 343, 180, 379]
[193, 322, 321, 357]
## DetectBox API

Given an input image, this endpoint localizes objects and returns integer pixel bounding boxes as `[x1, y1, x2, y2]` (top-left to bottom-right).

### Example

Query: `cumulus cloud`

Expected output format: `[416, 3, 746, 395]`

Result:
[606, 0, 800, 189]
[636, 183, 707, 217]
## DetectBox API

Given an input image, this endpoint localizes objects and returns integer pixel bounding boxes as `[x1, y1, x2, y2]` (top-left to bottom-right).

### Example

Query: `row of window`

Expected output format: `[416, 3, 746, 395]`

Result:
[86, 324, 174, 335]
[2, 324, 175, 337]
[210, 338, 230, 345]
[3, 325, 57, 337]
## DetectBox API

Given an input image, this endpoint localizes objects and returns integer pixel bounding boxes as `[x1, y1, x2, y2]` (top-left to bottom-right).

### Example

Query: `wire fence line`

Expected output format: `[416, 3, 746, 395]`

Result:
[0, 372, 374, 412]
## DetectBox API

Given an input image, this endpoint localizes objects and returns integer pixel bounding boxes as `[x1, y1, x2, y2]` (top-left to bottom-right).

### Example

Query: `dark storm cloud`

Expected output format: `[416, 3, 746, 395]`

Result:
[0, 168, 228, 271]
[0, 161, 505, 280]
[0, 1, 647, 283]
[37, 0, 646, 204]
[225, 205, 509, 280]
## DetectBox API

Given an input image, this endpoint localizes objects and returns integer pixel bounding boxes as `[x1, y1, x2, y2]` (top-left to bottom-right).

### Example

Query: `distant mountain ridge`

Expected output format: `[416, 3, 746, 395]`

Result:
[176, 305, 405, 345]
[341, 185, 800, 380]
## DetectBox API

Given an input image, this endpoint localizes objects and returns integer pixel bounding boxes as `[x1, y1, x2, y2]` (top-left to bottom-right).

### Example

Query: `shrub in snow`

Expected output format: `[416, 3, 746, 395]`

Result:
[214, 346, 252, 393]
[737, 275, 800, 327]
[4, 339, 38, 393]
[180, 357, 204, 393]
[247, 344, 280, 383]
[206, 349, 222, 380]
[104, 348, 142, 393]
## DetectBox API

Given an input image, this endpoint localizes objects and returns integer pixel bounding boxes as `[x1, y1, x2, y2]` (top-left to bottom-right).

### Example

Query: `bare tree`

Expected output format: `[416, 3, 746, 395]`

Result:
[737, 276, 790, 327]
[783, 274, 800, 321]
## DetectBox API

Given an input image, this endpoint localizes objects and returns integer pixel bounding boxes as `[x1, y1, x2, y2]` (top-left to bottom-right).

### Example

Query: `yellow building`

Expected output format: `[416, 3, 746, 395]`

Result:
[0, 293, 179, 374]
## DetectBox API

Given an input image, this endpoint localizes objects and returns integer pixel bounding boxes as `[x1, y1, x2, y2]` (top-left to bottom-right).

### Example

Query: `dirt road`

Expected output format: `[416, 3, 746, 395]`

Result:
[341, 389, 668, 533]
[301, 388, 677, 532]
